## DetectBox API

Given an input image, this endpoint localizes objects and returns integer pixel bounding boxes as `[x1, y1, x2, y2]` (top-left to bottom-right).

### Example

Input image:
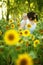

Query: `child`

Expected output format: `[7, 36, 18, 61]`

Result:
[20, 12, 38, 33]
[20, 13, 29, 29]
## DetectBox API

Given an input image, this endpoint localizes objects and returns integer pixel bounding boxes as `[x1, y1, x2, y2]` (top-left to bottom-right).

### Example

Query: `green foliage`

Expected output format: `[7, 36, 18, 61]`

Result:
[0, 18, 43, 65]
[1, 0, 43, 21]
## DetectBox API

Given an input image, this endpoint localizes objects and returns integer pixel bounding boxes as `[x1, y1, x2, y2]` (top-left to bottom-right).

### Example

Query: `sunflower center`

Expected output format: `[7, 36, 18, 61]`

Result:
[8, 34, 14, 40]
[19, 39, 22, 42]
[10, 20, 12, 22]
[20, 32, 22, 35]
[20, 32, 22, 34]
[20, 59, 27, 65]
[12, 25, 14, 27]
[27, 24, 31, 27]
[35, 41, 38, 44]
[25, 31, 28, 34]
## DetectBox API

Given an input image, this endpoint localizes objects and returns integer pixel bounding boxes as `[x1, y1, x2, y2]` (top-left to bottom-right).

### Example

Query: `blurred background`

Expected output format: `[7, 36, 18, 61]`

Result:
[0, 0, 43, 21]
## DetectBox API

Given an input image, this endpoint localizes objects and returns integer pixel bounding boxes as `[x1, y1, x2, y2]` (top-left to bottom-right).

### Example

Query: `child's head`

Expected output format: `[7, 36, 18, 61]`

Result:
[27, 11, 38, 22]
[22, 13, 28, 20]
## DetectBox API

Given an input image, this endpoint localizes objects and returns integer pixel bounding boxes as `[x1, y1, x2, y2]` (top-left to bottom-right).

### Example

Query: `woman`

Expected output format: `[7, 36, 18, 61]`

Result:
[20, 12, 38, 33]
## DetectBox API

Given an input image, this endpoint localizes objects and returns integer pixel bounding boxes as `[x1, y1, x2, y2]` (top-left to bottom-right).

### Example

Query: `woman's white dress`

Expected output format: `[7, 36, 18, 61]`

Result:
[20, 19, 36, 33]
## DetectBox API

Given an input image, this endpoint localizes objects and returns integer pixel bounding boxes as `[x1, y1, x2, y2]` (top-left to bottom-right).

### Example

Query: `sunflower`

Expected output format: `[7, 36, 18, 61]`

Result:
[34, 40, 40, 47]
[30, 34, 35, 41]
[23, 30, 30, 37]
[4, 29, 19, 45]
[19, 28, 22, 31]
[19, 31, 23, 36]
[18, 39, 23, 44]
[16, 53, 33, 65]
[11, 24, 15, 28]
[9, 19, 14, 24]
[27, 24, 31, 28]
[17, 22, 20, 27]
[6, 25, 9, 30]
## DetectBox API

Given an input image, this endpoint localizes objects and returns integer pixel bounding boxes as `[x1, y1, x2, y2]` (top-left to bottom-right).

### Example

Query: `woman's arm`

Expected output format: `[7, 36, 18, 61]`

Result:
[20, 20, 26, 28]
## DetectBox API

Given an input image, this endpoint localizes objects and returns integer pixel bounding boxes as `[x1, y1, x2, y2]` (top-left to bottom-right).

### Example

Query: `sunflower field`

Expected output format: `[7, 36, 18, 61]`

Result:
[0, 18, 43, 65]
[0, 0, 43, 65]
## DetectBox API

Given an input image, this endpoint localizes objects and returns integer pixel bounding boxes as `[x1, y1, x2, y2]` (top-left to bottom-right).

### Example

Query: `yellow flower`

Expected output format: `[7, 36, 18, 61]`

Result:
[19, 28, 22, 31]
[4, 29, 19, 45]
[17, 23, 20, 27]
[19, 31, 23, 36]
[11, 24, 15, 28]
[23, 30, 30, 37]
[6, 25, 9, 30]
[34, 40, 40, 47]
[18, 39, 23, 44]
[27, 24, 31, 28]
[30, 34, 35, 41]
[9, 19, 14, 24]
[0, 30, 2, 36]
[16, 53, 33, 65]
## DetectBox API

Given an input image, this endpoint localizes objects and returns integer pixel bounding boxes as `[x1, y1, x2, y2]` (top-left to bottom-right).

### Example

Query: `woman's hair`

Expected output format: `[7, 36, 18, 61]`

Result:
[27, 11, 38, 21]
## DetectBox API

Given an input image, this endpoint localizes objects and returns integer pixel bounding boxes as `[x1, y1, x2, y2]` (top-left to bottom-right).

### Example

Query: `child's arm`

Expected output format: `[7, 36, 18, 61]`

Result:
[20, 20, 26, 28]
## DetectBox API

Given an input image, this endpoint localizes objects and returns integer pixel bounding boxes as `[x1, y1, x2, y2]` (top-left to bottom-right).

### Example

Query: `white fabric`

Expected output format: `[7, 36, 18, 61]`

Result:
[20, 19, 36, 33]
[20, 19, 29, 28]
